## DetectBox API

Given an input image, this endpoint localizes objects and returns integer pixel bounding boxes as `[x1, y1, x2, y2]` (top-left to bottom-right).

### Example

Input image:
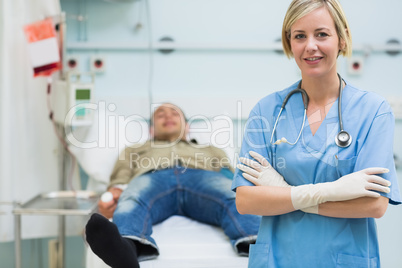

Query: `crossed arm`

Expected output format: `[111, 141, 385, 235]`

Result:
[236, 186, 388, 218]
[235, 151, 390, 219]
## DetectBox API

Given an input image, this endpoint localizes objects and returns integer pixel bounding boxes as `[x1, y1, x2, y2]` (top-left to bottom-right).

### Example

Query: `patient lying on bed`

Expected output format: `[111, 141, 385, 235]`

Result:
[85, 103, 260, 268]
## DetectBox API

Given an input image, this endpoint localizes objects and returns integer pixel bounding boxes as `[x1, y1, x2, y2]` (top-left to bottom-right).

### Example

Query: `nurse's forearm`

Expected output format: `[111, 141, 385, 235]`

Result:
[236, 186, 295, 216]
[317, 196, 389, 219]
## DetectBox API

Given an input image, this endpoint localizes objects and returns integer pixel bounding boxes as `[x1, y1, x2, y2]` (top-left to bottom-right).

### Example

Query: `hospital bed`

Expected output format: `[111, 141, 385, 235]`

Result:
[86, 216, 248, 268]
[69, 100, 249, 268]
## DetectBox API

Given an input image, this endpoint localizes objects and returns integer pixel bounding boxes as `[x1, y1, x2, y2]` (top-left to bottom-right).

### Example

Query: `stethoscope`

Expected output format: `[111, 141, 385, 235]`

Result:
[270, 74, 352, 148]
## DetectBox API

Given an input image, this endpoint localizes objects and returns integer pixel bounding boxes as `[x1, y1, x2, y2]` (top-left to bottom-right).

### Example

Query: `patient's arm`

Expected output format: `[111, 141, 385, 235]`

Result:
[98, 187, 123, 219]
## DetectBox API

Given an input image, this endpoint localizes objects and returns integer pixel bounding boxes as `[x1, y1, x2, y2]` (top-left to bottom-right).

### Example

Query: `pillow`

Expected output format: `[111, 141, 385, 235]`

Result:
[68, 103, 149, 184]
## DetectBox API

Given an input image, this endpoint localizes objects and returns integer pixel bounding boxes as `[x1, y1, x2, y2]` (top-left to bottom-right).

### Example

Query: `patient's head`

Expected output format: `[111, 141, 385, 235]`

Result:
[150, 103, 188, 142]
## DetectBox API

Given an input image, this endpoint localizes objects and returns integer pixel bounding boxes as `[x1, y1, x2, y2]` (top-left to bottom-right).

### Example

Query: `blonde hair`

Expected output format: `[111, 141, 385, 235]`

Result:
[281, 0, 352, 58]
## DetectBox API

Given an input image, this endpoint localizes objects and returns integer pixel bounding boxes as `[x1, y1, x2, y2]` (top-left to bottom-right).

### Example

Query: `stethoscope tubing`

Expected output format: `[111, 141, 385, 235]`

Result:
[270, 74, 351, 148]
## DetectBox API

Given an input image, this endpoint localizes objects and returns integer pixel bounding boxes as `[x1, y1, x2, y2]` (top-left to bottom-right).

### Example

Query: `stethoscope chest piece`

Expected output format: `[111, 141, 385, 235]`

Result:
[335, 130, 352, 148]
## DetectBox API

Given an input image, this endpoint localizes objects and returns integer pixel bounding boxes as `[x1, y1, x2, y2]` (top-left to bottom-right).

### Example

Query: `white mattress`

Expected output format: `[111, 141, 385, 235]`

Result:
[86, 215, 249, 268]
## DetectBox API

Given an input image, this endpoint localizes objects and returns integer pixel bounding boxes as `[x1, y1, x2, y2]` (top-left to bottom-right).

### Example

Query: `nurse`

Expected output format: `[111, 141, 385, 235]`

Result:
[232, 0, 401, 267]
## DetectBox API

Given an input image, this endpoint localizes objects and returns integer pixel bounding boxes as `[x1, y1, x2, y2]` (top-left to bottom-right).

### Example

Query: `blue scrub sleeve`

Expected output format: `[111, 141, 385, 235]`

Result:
[232, 108, 273, 191]
[353, 104, 401, 205]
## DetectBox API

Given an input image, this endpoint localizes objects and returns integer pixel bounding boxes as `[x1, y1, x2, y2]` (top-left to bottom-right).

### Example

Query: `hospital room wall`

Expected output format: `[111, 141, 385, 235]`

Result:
[59, 0, 402, 267]
[61, 0, 402, 116]
[60, 0, 402, 170]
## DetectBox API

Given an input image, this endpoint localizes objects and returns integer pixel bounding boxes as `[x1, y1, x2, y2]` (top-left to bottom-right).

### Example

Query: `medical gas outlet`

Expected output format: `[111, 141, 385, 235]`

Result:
[65, 55, 80, 72]
[347, 56, 364, 76]
[51, 72, 95, 126]
[90, 55, 106, 73]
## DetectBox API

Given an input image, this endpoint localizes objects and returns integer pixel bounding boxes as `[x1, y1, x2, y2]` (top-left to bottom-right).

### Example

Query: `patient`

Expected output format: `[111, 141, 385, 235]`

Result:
[85, 103, 260, 268]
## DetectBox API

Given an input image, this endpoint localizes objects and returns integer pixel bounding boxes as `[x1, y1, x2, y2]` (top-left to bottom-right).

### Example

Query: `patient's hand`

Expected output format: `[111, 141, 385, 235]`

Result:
[98, 187, 122, 219]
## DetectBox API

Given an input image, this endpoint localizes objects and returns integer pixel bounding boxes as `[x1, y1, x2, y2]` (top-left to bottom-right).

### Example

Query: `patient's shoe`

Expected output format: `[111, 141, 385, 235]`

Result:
[85, 213, 139, 268]
[235, 235, 257, 256]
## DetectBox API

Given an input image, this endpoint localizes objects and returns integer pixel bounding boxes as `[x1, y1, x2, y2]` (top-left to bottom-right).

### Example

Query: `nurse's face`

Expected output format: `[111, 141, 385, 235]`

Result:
[289, 7, 345, 78]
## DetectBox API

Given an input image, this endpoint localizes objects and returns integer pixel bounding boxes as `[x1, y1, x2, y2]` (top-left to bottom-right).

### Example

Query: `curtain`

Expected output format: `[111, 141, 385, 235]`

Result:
[0, 0, 78, 241]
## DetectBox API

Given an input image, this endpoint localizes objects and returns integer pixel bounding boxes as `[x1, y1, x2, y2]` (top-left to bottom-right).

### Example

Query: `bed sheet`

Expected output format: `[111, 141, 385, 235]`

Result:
[86, 215, 249, 268]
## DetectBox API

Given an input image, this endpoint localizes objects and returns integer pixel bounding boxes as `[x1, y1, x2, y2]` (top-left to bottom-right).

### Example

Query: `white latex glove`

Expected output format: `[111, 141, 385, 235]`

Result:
[237, 151, 319, 213]
[291, 167, 391, 211]
[237, 151, 290, 187]
[238, 151, 391, 214]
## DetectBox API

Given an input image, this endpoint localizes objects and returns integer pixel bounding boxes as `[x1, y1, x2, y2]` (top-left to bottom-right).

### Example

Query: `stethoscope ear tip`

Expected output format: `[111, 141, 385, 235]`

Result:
[273, 137, 288, 145]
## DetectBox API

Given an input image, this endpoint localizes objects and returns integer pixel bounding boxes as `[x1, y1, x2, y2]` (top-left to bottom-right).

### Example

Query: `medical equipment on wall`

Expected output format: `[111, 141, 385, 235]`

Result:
[24, 18, 61, 77]
[270, 74, 352, 148]
[51, 72, 95, 126]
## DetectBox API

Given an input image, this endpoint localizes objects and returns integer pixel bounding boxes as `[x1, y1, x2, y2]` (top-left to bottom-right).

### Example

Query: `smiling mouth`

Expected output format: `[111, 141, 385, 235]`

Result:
[305, 57, 323, 61]
[163, 122, 177, 127]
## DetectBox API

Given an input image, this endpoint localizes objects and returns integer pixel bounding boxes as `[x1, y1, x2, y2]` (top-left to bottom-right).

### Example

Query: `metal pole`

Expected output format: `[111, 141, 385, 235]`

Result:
[57, 215, 66, 268]
[14, 214, 21, 268]
[57, 84, 68, 268]
[57, 122, 67, 268]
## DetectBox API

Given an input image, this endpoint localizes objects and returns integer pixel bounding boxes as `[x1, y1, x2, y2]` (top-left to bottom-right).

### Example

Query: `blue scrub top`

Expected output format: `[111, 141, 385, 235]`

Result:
[232, 81, 401, 268]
